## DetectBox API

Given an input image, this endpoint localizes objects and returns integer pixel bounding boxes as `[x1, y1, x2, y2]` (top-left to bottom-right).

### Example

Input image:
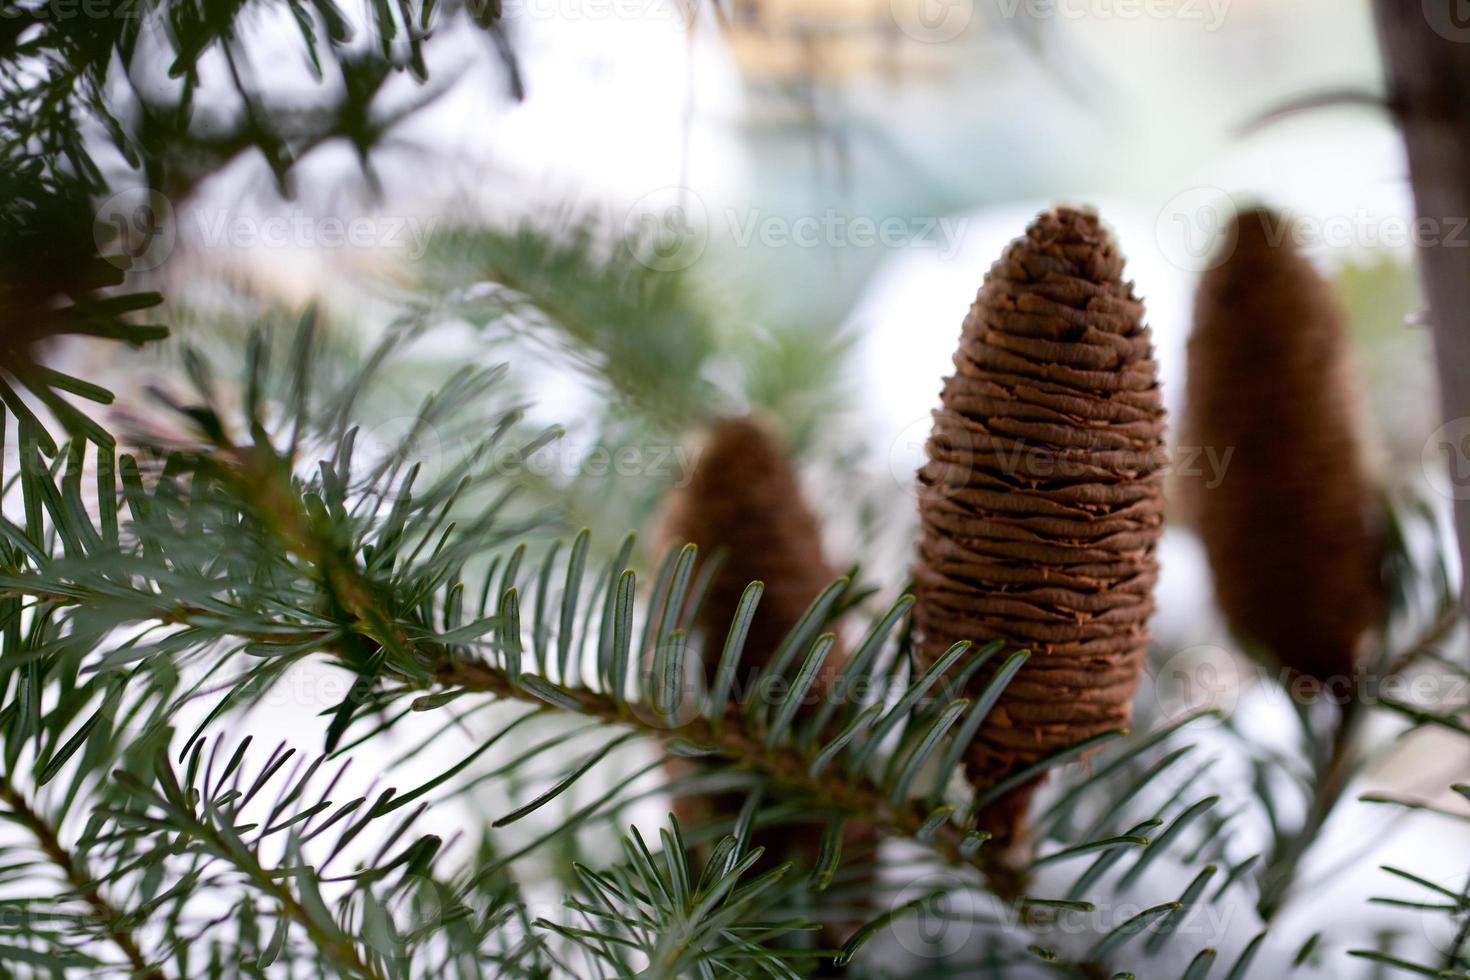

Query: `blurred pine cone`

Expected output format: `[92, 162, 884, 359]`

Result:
[912, 207, 1167, 844]
[1183, 207, 1383, 687]
[653, 415, 870, 935]
[657, 415, 843, 691]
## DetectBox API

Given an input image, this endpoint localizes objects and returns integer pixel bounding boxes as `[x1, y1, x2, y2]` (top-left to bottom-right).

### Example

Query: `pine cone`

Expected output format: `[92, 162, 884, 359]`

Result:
[653, 416, 870, 935]
[652, 417, 870, 946]
[912, 207, 1167, 844]
[657, 416, 843, 693]
[1183, 208, 1382, 687]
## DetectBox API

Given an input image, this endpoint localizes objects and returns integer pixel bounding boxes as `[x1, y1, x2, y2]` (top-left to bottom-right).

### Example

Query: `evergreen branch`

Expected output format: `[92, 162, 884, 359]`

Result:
[432, 656, 1005, 883]
[89, 733, 547, 980]
[0, 431, 1218, 974]
[122, 389, 1023, 887]
[0, 325, 1246, 976]
[1257, 579, 1466, 920]
[1257, 695, 1365, 920]
[157, 805, 384, 980]
[422, 220, 721, 429]
[161, 431, 1027, 889]
[547, 815, 830, 977]
[0, 772, 162, 979]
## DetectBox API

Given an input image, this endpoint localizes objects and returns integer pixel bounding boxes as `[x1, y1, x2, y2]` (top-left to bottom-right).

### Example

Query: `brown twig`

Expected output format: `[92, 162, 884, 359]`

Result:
[0, 774, 164, 980]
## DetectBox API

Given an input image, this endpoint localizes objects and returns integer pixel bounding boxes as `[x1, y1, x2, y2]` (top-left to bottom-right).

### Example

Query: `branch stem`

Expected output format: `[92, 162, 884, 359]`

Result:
[0, 773, 164, 979]
[1256, 695, 1364, 920]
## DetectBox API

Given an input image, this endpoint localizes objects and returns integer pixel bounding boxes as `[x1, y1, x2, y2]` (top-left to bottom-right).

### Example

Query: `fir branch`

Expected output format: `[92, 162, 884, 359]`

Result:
[0, 427, 1213, 975]
[1257, 695, 1365, 920]
[153, 799, 385, 980]
[422, 220, 721, 428]
[433, 656, 1011, 885]
[0, 772, 162, 979]
[154, 433, 1030, 889]
[0, 326, 1250, 976]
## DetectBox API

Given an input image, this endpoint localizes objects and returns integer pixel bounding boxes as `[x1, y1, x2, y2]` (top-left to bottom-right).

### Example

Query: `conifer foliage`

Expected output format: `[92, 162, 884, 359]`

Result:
[1, 4, 1468, 979]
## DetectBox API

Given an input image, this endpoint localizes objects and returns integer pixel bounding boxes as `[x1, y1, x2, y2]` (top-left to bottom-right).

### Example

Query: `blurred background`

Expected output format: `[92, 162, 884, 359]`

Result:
[68, 0, 1469, 972]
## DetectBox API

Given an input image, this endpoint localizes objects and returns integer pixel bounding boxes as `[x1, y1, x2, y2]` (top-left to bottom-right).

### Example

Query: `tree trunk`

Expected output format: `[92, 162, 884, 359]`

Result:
[1374, 2, 1470, 609]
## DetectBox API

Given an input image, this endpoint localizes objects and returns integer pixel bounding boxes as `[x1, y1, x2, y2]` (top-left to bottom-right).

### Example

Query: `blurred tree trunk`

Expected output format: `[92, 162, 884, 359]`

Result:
[1375, 2, 1470, 610]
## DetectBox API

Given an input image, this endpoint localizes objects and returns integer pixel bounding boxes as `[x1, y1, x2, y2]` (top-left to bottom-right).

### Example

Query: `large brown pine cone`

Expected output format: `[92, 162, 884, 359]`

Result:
[1183, 207, 1383, 687]
[912, 206, 1167, 844]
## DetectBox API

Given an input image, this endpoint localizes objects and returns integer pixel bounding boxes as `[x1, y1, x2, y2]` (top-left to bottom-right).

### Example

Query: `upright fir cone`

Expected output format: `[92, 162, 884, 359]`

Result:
[657, 415, 843, 690]
[912, 207, 1167, 846]
[653, 415, 872, 915]
[1183, 208, 1383, 687]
